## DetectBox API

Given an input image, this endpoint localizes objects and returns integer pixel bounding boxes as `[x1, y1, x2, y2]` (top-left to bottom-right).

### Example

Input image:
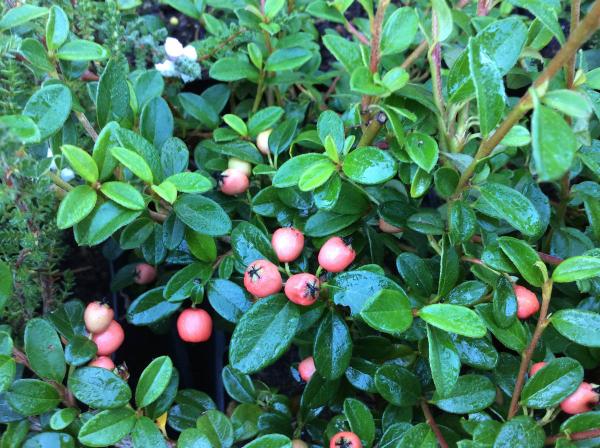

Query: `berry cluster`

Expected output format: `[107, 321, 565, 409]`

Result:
[83, 302, 123, 370]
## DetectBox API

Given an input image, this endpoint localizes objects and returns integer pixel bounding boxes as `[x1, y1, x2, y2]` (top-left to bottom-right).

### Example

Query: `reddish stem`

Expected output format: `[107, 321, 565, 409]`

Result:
[545, 429, 600, 445]
[421, 399, 449, 448]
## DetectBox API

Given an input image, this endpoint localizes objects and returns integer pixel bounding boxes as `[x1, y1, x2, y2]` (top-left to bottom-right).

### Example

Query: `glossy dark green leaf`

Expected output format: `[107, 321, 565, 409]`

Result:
[174, 194, 231, 236]
[231, 222, 277, 266]
[375, 364, 421, 407]
[304, 210, 361, 237]
[77, 407, 136, 447]
[498, 237, 545, 287]
[438, 236, 459, 297]
[397, 423, 436, 448]
[23, 84, 72, 140]
[242, 434, 291, 448]
[0, 356, 15, 393]
[46, 6, 69, 51]
[343, 147, 397, 185]
[448, 200, 477, 244]
[477, 303, 528, 351]
[552, 256, 600, 282]
[65, 335, 97, 366]
[521, 357, 583, 408]
[56, 39, 108, 61]
[140, 97, 174, 149]
[451, 334, 498, 370]
[24, 318, 65, 382]
[68, 366, 132, 409]
[344, 398, 375, 447]
[6, 379, 60, 416]
[433, 374, 496, 414]
[381, 7, 418, 55]
[314, 311, 352, 380]
[492, 416, 545, 448]
[419, 304, 486, 338]
[273, 154, 329, 188]
[322, 35, 362, 73]
[360, 289, 413, 335]
[222, 365, 256, 404]
[74, 202, 141, 246]
[178, 93, 219, 129]
[332, 270, 403, 315]
[136, 356, 173, 408]
[127, 287, 181, 326]
[265, 47, 312, 71]
[97, 57, 131, 129]
[131, 416, 168, 448]
[427, 325, 460, 397]
[300, 372, 340, 410]
[550, 309, 600, 347]
[492, 276, 517, 329]
[207, 279, 252, 323]
[57, 185, 97, 230]
[396, 253, 433, 296]
[405, 132, 439, 173]
[50, 407, 79, 430]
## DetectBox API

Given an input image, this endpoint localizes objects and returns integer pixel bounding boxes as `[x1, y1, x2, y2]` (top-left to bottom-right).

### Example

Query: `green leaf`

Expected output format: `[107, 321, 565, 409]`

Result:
[498, 237, 544, 287]
[507, 0, 564, 43]
[61, 145, 99, 183]
[0, 355, 15, 393]
[0, 114, 41, 143]
[0, 262, 11, 315]
[492, 276, 517, 329]
[322, 35, 362, 73]
[127, 287, 181, 325]
[100, 182, 145, 211]
[521, 358, 583, 408]
[46, 6, 69, 51]
[24, 318, 65, 382]
[178, 93, 219, 129]
[23, 84, 72, 140]
[6, 379, 60, 416]
[78, 407, 136, 447]
[314, 311, 352, 380]
[209, 57, 259, 82]
[131, 416, 168, 448]
[397, 424, 436, 448]
[543, 90, 592, 118]
[477, 303, 528, 351]
[68, 366, 132, 409]
[230, 295, 300, 374]
[207, 279, 252, 323]
[273, 154, 328, 187]
[173, 194, 231, 236]
[134, 70, 165, 109]
[230, 221, 277, 266]
[419, 304, 486, 338]
[0, 5, 48, 30]
[431, 0, 453, 41]
[57, 185, 97, 229]
[550, 309, 600, 347]
[265, 47, 312, 71]
[405, 132, 439, 173]
[136, 356, 173, 408]
[332, 270, 403, 315]
[438, 236, 459, 297]
[164, 262, 208, 302]
[65, 335, 97, 366]
[152, 181, 178, 204]
[74, 202, 141, 246]
[360, 289, 413, 335]
[478, 183, 543, 237]
[161, 0, 201, 19]
[427, 325, 460, 397]
[247, 107, 284, 137]
[111, 146, 153, 184]
[264, 0, 285, 18]
[350, 66, 388, 96]
[196, 410, 234, 447]
[452, 334, 498, 370]
[223, 114, 248, 136]
[375, 364, 421, 407]
[381, 7, 418, 55]
[552, 256, 600, 282]
[343, 147, 397, 185]
[222, 365, 257, 404]
[56, 39, 108, 61]
[468, 38, 505, 137]
[493, 416, 546, 448]
[344, 398, 375, 447]
[531, 104, 577, 182]
[298, 159, 336, 191]
[50, 408, 79, 430]
[432, 374, 496, 413]
[242, 434, 291, 448]
[317, 110, 345, 152]
[97, 57, 131, 129]
[448, 200, 477, 244]
[140, 97, 174, 149]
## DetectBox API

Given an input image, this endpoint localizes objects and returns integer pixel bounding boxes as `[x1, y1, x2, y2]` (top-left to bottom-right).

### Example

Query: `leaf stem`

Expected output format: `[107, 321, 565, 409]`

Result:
[454, 0, 600, 196]
[507, 280, 553, 419]
[420, 399, 449, 448]
[545, 428, 600, 445]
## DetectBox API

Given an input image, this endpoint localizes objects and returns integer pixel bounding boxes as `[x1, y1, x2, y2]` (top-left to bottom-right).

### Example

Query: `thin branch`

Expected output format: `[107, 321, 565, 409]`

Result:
[401, 40, 428, 69]
[566, 0, 581, 88]
[74, 111, 98, 142]
[344, 20, 370, 46]
[545, 429, 600, 445]
[421, 399, 449, 448]
[507, 281, 553, 419]
[369, 0, 391, 73]
[454, 0, 600, 195]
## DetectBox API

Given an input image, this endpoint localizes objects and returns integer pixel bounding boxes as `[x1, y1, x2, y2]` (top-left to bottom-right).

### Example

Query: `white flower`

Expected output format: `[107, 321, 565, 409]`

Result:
[182, 45, 197, 61]
[164, 37, 184, 60]
[155, 59, 177, 77]
[47, 147, 57, 171]
[60, 168, 75, 182]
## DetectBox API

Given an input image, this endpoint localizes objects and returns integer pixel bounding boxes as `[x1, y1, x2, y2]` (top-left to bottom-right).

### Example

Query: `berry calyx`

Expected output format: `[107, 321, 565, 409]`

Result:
[272, 227, 304, 263]
[378, 218, 403, 233]
[89, 356, 116, 370]
[243, 259, 283, 298]
[298, 356, 316, 382]
[218, 169, 250, 196]
[228, 158, 252, 177]
[92, 320, 125, 356]
[529, 361, 547, 377]
[84, 301, 114, 334]
[560, 382, 600, 415]
[177, 308, 213, 343]
[330, 431, 362, 448]
[514, 285, 540, 319]
[285, 273, 320, 306]
[256, 129, 272, 155]
[135, 263, 156, 285]
[318, 237, 356, 273]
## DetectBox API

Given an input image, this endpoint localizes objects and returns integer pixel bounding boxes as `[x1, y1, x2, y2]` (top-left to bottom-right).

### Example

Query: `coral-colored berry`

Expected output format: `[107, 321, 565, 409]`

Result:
[529, 361, 547, 377]
[92, 320, 125, 356]
[256, 129, 272, 155]
[378, 218, 403, 233]
[318, 237, 356, 273]
[330, 431, 362, 448]
[298, 356, 316, 382]
[243, 259, 283, 298]
[177, 308, 213, 343]
[272, 227, 304, 263]
[84, 301, 114, 334]
[135, 263, 156, 285]
[514, 285, 540, 319]
[228, 158, 252, 177]
[560, 382, 600, 415]
[219, 169, 249, 196]
[285, 273, 320, 306]
[89, 356, 116, 370]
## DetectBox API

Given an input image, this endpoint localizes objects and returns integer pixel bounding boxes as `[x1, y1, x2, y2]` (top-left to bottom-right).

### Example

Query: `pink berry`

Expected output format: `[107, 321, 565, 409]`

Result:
[272, 227, 304, 263]
[219, 169, 249, 196]
[514, 285, 540, 319]
[318, 237, 356, 273]
[529, 361, 547, 377]
[84, 302, 114, 334]
[92, 320, 125, 356]
[298, 356, 316, 382]
[89, 356, 116, 370]
[135, 263, 156, 285]
[177, 308, 213, 343]
[285, 273, 320, 306]
[243, 259, 283, 298]
[560, 382, 600, 415]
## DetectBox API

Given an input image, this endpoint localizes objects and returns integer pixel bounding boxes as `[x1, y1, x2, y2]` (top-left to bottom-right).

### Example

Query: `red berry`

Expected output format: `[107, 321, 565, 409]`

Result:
[378, 218, 402, 233]
[298, 356, 316, 382]
[256, 129, 272, 155]
[272, 227, 304, 263]
[243, 259, 282, 298]
[318, 237, 356, 273]
[92, 320, 125, 356]
[514, 285, 540, 319]
[560, 382, 600, 414]
[529, 361, 547, 377]
[285, 273, 320, 306]
[219, 168, 250, 195]
[177, 308, 213, 343]
[84, 301, 114, 334]
[330, 431, 362, 448]
[135, 263, 156, 285]
[88, 356, 115, 370]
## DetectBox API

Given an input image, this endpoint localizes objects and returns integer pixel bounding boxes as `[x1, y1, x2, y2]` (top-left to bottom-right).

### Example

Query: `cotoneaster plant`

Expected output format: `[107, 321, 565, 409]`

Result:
[2, 0, 600, 447]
